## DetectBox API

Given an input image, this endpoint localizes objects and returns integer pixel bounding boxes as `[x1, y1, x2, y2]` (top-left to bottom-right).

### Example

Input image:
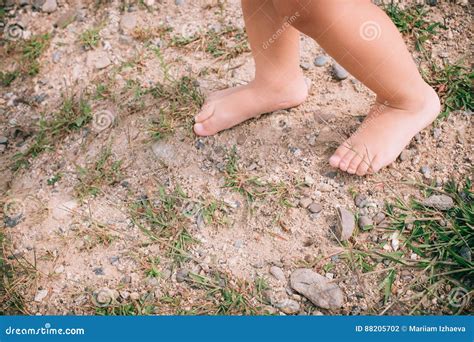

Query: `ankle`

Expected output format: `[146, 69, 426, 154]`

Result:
[378, 83, 440, 112]
[254, 72, 307, 93]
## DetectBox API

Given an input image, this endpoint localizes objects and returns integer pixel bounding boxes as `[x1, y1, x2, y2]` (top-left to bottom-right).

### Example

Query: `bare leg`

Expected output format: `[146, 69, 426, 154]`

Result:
[272, 0, 440, 175]
[193, 0, 308, 136]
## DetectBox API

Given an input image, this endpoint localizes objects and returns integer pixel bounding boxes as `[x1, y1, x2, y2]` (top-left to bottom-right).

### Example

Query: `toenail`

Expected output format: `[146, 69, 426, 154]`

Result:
[329, 155, 340, 165]
[194, 123, 204, 133]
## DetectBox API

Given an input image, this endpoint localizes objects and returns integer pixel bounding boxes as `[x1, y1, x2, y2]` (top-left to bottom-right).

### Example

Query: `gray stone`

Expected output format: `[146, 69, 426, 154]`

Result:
[175, 0, 185, 5]
[420, 165, 431, 179]
[314, 111, 336, 123]
[314, 55, 329, 67]
[176, 268, 189, 282]
[195, 138, 205, 150]
[151, 141, 176, 165]
[299, 197, 312, 209]
[196, 213, 205, 229]
[93, 267, 104, 275]
[161, 269, 172, 279]
[300, 61, 311, 70]
[304, 175, 315, 185]
[319, 183, 333, 192]
[87, 51, 112, 70]
[0, 136, 7, 145]
[275, 299, 300, 314]
[4, 209, 23, 227]
[34, 289, 49, 302]
[42, 0, 57, 13]
[308, 202, 323, 214]
[109, 256, 119, 265]
[234, 239, 244, 248]
[459, 246, 471, 262]
[332, 63, 349, 80]
[335, 207, 355, 241]
[399, 149, 410, 161]
[423, 194, 454, 211]
[433, 127, 442, 140]
[52, 51, 61, 63]
[54, 10, 77, 29]
[373, 212, 386, 225]
[120, 13, 137, 32]
[32, 0, 46, 10]
[120, 275, 132, 284]
[290, 268, 344, 310]
[270, 266, 286, 282]
[358, 215, 373, 230]
[354, 194, 367, 208]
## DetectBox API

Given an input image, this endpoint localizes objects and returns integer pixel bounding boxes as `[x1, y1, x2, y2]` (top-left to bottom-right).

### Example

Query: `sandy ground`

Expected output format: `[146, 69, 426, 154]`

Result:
[0, 0, 472, 315]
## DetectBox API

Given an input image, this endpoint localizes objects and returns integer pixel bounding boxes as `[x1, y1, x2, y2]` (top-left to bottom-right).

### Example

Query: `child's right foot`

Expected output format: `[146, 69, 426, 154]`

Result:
[193, 76, 308, 136]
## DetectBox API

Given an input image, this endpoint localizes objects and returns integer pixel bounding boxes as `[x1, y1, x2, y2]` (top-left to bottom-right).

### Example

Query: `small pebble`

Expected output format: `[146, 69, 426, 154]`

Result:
[176, 268, 189, 282]
[270, 266, 286, 282]
[314, 55, 329, 67]
[332, 63, 349, 80]
[299, 197, 312, 209]
[373, 212, 386, 225]
[358, 215, 373, 230]
[354, 194, 367, 208]
[308, 202, 323, 214]
[300, 61, 311, 70]
[399, 149, 410, 161]
[34, 289, 49, 302]
[420, 165, 431, 179]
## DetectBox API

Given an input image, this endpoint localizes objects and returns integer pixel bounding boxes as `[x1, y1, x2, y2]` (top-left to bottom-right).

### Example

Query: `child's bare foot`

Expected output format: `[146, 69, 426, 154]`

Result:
[193, 76, 308, 136]
[329, 85, 440, 176]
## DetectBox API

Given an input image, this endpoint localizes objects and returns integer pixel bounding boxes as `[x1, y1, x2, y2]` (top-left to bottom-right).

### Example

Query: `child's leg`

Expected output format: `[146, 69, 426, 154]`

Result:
[272, 0, 440, 175]
[193, 0, 308, 136]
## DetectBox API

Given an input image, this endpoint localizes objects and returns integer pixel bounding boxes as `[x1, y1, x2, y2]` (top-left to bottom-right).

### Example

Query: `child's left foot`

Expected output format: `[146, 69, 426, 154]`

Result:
[329, 86, 440, 176]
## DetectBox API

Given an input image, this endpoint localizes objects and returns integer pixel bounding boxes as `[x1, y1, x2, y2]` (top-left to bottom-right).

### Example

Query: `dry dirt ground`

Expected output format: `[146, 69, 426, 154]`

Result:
[0, 0, 472, 315]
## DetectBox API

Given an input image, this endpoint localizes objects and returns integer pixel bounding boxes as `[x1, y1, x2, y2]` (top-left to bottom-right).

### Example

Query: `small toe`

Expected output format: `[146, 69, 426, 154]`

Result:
[366, 155, 382, 174]
[193, 112, 229, 136]
[356, 156, 370, 176]
[193, 122, 209, 136]
[329, 140, 352, 168]
[347, 153, 363, 174]
[194, 103, 214, 123]
[338, 149, 357, 172]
